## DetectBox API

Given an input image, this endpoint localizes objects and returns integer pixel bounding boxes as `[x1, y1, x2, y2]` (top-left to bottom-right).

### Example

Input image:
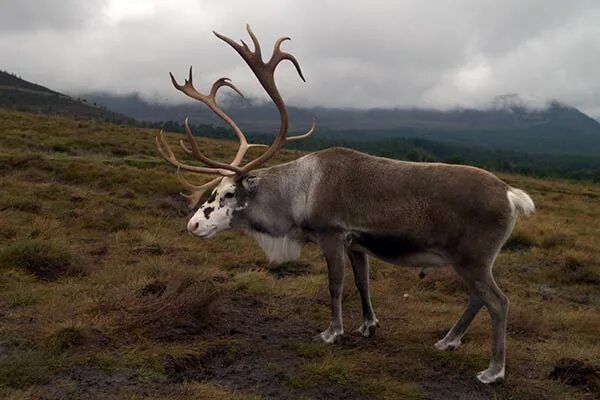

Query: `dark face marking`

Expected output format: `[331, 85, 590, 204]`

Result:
[218, 190, 236, 208]
[203, 207, 214, 219]
[206, 190, 217, 204]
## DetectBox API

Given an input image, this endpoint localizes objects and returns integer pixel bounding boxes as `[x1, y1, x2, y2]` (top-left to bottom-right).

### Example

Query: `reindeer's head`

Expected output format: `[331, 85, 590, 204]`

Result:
[186, 176, 259, 238]
[155, 25, 314, 238]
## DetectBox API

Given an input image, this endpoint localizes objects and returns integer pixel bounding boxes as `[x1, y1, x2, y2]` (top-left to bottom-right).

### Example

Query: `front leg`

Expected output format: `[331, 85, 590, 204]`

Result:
[315, 234, 347, 344]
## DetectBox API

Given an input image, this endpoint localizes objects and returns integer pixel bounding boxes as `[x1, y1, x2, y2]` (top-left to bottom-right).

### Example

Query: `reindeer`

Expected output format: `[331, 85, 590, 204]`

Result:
[156, 25, 535, 384]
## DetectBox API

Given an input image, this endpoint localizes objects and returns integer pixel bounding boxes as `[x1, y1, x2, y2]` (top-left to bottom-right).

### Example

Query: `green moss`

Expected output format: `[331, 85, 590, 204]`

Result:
[0, 350, 64, 389]
[299, 355, 358, 386]
[0, 238, 75, 280]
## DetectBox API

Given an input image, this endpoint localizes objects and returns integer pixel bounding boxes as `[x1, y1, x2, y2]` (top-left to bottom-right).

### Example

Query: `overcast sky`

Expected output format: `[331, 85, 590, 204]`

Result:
[1, 0, 599, 116]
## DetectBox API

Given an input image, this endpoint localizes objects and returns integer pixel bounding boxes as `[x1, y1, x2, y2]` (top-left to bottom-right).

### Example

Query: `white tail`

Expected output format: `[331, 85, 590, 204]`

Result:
[507, 187, 535, 217]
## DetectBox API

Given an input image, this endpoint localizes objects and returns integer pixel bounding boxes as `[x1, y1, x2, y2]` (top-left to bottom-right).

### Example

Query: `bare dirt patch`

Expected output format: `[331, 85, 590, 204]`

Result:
[28, 368, 167, 400]
[161, 294, 373, 400]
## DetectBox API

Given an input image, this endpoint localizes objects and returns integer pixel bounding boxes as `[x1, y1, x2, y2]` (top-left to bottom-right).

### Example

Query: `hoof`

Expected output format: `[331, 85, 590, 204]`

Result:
[434, 337, 461, 351]
[476, 368, 505, 384]
[314, 328, 343, 344]
[357, 319, 379, 338]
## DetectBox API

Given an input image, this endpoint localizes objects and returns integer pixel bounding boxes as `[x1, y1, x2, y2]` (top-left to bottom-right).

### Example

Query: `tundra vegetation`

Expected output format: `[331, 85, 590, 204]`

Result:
[0, 108, 599, 399]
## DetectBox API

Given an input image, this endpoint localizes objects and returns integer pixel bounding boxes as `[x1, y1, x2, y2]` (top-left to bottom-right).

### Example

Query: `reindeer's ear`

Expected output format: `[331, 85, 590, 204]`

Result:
[238, 175, 260, 193]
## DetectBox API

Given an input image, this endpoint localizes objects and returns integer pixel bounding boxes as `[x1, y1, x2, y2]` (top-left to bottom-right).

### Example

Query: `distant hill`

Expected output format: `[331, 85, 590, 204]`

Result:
[2, 69, 598, 180]
[0, 70, 136, 124]
[83, 92, 600, 157]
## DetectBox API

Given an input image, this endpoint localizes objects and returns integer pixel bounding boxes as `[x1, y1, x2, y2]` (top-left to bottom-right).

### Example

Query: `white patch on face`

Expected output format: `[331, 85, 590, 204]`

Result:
[187, 178, 242, 238]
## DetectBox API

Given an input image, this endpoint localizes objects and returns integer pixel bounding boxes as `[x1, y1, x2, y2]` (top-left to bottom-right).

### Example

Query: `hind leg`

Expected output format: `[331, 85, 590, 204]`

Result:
[348, 250, 379, 337]
[453, 263, 509, 384]
[435, 290, 483, 351]
[474, 275, 509, 383]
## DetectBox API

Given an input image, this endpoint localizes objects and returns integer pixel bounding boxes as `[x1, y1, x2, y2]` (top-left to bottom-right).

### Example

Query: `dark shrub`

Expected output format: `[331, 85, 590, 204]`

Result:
[549, 358, 599, 393]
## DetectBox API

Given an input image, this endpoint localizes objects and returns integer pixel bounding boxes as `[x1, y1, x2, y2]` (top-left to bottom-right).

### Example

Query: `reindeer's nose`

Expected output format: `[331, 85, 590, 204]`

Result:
[187, 220, 200, 233]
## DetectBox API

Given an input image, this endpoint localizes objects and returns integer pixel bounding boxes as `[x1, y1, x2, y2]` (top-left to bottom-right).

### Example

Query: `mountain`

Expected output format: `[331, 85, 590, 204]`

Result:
[83, 92, 600, 157]
[2, 70, 598, 180]
[0, 71, 135, 124]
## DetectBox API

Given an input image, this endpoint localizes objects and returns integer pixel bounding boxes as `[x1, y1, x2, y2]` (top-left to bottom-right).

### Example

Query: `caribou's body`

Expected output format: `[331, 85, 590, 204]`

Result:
[156, 25, 535, 384]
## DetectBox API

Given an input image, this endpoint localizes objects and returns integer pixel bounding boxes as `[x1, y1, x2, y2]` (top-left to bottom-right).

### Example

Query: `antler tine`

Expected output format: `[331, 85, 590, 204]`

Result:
[210, 77, 244, 99]
[183, 118, 245, 174]
[180, 136, 267, 153]
[179, 139, 192, 154]
[169, 67, 206, 102]
[246, 24, 262, 59]
[169, 66, 254, 174]
[214, 25, 314, 173]
[286, 118, 316, 142]
[156, 131, 235, 176]
[176, 167, 203, 191]
[213, 30, 251, 59]
[270, 37, 306, 82]
[176, 170, 224, 209]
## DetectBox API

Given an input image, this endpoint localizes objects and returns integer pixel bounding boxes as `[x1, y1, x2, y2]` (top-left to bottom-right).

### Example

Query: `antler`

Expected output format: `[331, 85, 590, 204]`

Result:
[156, 25, 315, 207]
[214, 24, 311, 172]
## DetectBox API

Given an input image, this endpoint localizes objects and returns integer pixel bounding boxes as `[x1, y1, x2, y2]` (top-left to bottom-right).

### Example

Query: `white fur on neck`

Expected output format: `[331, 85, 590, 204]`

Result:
[248, 230, 302, 263]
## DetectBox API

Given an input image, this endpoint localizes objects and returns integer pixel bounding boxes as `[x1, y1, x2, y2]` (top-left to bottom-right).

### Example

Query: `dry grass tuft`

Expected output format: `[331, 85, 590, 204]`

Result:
[103, 276, 218, 341]
[149, 195, 189, 218]
[0, 216, 17, 239]
[507, 307, 548, 337]
[547, 250, 600, 285]
[0, 349, 63, 389]
[164, 347, 236, 383]
[0, 238, 83, 280]
[46, 325, 109, 352]
[0, 196, 41, 213]
[81, 205, 131, 232]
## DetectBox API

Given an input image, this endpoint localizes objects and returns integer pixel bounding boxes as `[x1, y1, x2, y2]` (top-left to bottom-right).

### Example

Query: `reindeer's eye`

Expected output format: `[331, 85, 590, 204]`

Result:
[224, 192, 235, 199]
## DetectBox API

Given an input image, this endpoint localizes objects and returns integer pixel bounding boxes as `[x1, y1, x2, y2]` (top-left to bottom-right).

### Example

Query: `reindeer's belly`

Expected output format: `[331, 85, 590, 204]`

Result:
[348, 232, 449, 267]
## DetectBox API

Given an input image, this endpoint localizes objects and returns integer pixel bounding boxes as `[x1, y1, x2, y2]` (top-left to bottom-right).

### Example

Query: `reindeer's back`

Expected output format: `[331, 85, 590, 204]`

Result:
[307, 147, 512, 241]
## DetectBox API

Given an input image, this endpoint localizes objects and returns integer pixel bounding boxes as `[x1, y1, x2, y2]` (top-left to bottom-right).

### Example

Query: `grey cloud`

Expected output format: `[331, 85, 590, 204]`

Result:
[1, 0, 599, 116]
[0, 0, 104, 32]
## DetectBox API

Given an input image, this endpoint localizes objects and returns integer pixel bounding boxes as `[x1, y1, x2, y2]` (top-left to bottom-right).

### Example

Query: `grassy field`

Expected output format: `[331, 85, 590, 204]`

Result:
[0, 108, 598, 399]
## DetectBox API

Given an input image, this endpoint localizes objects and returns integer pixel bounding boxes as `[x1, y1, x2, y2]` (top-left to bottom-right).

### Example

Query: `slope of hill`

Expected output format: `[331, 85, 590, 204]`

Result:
[0, 71, 136, 124]
[0, 109, 598, 399]
[84, 92, 600, 157]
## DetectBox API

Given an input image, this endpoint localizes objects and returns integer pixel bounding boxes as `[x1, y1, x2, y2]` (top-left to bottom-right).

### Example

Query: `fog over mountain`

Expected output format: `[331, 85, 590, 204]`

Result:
[1, 1, 600, 117]
[81, 90, 600, 158]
